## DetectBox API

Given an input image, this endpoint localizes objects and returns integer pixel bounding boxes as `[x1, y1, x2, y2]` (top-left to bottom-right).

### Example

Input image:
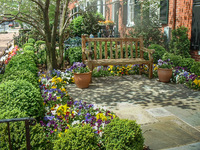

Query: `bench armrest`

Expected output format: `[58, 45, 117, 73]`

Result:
[83, 48, 93, 60]
[141, 47, 155, 54]
[141, 47, 155, 62]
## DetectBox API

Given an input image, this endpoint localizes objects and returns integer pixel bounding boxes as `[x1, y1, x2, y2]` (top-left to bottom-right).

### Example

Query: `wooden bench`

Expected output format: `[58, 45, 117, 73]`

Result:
[81, 35, 155, 79]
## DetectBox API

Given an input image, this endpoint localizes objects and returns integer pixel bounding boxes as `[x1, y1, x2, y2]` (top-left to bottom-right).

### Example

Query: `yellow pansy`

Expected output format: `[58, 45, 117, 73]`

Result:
[193, 79, 198, 85]
[96, 113, 107, 121]
[52, 85, 57, 89]
[58, 133, 62, 137]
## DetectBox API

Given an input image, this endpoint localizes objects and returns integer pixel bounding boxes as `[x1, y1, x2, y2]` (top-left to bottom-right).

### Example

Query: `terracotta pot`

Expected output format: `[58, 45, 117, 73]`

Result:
[74, 71, 92, 88]
[158, 68, 172, 83]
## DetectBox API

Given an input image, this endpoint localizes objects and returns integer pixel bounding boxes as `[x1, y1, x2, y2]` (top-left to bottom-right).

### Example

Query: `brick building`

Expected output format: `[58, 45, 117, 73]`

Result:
[69, 0, 200, 61]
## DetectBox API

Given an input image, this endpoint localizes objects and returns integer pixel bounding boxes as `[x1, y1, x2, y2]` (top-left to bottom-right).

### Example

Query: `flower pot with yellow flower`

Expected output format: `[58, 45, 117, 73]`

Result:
[157, 59, 173, 83]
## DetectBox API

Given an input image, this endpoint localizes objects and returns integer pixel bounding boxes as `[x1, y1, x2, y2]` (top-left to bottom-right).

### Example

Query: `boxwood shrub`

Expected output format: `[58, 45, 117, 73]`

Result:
[53, 125, 99, 150]
[3, 70, 39, 87]
[24, 45, 35, 52]
[5, 54, 38, 75]
[0, 108, 50, 150]
[162, 52, 182, 67]
[22, 43, 34, 49]
[178, 58, 195, 71]
[102, 118, 144, 150]
[148, 44, 166, 63]
[28, 38, 36, 44]
[190, 61, 200, 76]
[0, 80, 44, 119]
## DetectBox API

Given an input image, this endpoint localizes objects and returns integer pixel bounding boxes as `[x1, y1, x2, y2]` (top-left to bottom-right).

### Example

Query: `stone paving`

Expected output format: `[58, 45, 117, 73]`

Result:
[0, 28, 19, 57]
[67, 75, 200, 150]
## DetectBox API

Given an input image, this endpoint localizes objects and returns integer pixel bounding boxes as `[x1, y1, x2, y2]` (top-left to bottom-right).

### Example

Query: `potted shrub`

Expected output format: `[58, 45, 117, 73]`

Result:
[157, 59, 173, 83]
[72, 62, 92, 88]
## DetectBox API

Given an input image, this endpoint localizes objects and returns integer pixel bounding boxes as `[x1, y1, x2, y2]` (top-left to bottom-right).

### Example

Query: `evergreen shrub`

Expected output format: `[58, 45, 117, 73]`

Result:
[190, 61, 200, 76]
[53, 125, 99, 150]
[0, 80, 44, 119]
[102, 118, 144, 150]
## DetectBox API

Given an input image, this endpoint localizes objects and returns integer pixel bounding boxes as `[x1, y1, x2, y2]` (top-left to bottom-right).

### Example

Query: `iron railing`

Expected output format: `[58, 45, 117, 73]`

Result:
[0, 117, 37, 150]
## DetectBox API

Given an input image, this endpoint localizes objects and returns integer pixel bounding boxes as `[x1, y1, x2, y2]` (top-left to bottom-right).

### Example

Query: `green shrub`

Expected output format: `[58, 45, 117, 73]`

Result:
[0, 120, 50, 150]
[0, 74, 3, 82]
[23, 50, 38, 63]
[24, 45, 35, 52]
[3, 70, 39, 87]
[53, 125, 99, 150]
[162, 52, 182, 67]
[5, 54, 38, 75]
[178, 58, 195, 71]
[148, 44, 166, 63]
[190, 61, 200, 76]
[102, 118, 144, 150]
[0, 80, 44, 119]
[67, 46, 82, 65]
[35, 40, 45, 46]
[22, 43, 34, 49]
[169, 26, 191, 58]
[37, 49, 46, 65]
[28, 38, 36, 44]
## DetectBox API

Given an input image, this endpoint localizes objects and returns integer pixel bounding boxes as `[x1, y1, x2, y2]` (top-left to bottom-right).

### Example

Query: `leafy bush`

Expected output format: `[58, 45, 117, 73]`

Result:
[53, 125, 99, 150]
[0, 74, 3, 82]
[5, 53, 38, 75]
[190, 61, 200, 76]
[169, 26, 191, 58]
[0, 80, 44, 119]
[67, 46, 82, 65]
[178, 58, 195, 71]
[162, 52, 182, 67]
[35, 40, 45, 46]
[3, 70, 39, 87]
[22, 43, 34, 49]
[0, 120, 50, 150]
[24, 45, 35, 52]
[102, 118, 144, 150]
[148, 44, 166, 63]
[37, 49, 46, 65]
[28, 38, 36, 44]
[69, 12, 104, 37]
[23, 50, 38, 63]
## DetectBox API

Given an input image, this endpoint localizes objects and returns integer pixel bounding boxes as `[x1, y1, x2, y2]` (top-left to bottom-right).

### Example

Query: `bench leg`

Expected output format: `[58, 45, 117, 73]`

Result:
[87, 63, 93, 83]
[149, 63, 153, 79]
[139, 64, 142, 75]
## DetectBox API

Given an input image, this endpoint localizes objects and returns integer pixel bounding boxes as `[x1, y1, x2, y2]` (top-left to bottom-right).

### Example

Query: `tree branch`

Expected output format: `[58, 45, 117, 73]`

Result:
[62, 11, 83, 33]
[30, 0, 44, 12]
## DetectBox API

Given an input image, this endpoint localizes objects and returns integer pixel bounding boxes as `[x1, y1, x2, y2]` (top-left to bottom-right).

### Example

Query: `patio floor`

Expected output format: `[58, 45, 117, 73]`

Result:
[67, 75, 200, 150]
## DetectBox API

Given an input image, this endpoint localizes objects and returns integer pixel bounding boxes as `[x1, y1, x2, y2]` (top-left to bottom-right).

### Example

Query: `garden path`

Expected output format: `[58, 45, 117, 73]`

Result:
[67, 75, 200, 150]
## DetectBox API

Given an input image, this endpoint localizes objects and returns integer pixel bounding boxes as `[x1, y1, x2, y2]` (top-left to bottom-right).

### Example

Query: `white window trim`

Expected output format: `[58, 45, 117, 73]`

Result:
[103, 0, 105, 18]
[112, 0, 116, 22]
[127, 0, 135, 27]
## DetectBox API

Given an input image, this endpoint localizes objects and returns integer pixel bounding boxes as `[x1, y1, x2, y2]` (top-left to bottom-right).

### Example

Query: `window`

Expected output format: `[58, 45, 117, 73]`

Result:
[127, 0, 135, 27]
[160, 0, 169, 24]
[97, 0, 105, 17]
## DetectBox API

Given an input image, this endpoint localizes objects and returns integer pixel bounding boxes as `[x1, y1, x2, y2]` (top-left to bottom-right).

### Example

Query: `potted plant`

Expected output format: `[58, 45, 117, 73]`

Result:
[72, 62, 92, 88]
[157, 59, 173, 83]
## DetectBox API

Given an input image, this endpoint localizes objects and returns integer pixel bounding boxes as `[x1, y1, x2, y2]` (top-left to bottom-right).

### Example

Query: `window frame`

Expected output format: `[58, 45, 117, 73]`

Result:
[126, 0, 135, 27]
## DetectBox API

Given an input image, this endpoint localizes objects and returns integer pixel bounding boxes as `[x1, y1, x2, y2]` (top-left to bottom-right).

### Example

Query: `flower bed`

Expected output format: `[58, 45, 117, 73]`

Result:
[38, 70, 116, 140]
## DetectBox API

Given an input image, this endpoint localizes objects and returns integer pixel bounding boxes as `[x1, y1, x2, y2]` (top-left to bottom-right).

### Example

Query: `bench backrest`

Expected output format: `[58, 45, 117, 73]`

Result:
[81, 35, 145, 62]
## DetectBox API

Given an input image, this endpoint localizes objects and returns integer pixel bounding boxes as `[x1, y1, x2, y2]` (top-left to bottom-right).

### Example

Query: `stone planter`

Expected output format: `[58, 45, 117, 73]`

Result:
[74, 71, 92, 88]
[158, 68, 172, 83]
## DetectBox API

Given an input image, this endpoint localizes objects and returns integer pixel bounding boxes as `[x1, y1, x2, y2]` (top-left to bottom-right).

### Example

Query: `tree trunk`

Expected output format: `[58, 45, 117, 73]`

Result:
[58, 33, 64, 68]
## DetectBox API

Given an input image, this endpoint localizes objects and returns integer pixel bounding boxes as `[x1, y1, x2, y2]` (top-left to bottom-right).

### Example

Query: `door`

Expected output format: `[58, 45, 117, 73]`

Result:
[191, 0, 200, 50]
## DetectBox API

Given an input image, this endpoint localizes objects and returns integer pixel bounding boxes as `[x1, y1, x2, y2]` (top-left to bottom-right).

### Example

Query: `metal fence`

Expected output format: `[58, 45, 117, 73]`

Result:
[0, 117, 36, 150]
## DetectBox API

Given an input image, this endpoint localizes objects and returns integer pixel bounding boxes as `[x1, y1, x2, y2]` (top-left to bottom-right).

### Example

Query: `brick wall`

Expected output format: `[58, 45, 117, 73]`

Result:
[190, 50, 200, 61]
[163, 0, 193, 39]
